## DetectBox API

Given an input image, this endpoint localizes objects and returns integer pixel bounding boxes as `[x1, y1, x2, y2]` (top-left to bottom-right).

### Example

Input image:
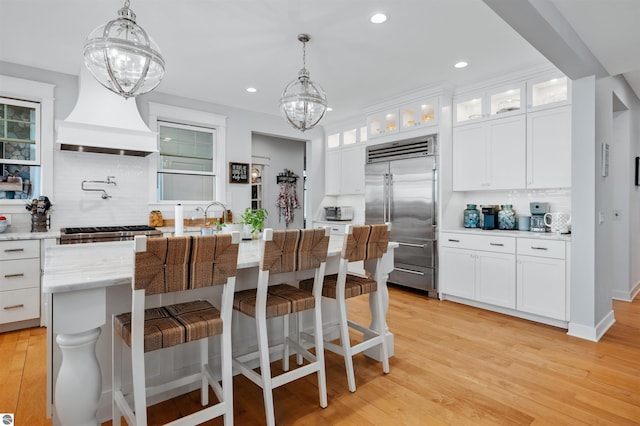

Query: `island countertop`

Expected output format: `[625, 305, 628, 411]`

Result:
[42, 235, 352, 294]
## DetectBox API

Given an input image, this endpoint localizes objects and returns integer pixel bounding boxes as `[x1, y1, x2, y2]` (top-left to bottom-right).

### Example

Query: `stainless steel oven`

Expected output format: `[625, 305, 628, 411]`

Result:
[58, 225, 163, 244]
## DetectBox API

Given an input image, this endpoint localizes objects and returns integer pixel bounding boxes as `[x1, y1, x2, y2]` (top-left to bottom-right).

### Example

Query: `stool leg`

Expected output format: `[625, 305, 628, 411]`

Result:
[296, 312, 303, 366]
[283, 314, 290, 372]
[337, 294, 356, 392]
[314, 301, 328, 407]
[221, 329, 234, 426]
[200, 339, 209, 406]
[257, 316, 276, 426]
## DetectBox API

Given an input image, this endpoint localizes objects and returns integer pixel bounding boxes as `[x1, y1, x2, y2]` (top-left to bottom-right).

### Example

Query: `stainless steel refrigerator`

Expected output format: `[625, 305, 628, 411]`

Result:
[365, 135, 438, 297]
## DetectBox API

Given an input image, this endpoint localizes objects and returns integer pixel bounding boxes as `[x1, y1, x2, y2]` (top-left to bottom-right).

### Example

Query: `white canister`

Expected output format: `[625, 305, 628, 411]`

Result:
[544, 212, 571, 234]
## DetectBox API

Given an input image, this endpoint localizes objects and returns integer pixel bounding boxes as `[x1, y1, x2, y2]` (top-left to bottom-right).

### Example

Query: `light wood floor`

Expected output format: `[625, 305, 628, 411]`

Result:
[2, 285, 639, 425]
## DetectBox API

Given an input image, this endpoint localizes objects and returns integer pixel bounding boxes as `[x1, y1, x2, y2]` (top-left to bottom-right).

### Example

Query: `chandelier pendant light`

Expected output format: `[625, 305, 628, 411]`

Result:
[279, 34, 328, 132]
[84, 0, 165, 99]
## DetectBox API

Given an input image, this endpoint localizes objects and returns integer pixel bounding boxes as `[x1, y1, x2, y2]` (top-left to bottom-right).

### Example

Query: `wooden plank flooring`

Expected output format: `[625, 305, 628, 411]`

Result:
[1, 285, 639, 425]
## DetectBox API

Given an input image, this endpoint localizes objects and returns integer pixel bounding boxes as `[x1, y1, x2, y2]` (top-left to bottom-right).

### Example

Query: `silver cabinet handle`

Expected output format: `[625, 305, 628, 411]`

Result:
[447, 239, 460, 243]
[531, 246, 548, 250]
[399, 242, 426, 248]
[4, 304, 25, 310]
[4, 248, 25, 252]
[489, 243, 504, 246]
[393, 267, 424, 276]
[4, 273, 25, 278]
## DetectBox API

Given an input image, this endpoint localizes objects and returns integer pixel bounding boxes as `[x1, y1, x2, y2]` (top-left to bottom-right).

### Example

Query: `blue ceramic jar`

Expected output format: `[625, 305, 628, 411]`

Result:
[464, 204, 480, 228]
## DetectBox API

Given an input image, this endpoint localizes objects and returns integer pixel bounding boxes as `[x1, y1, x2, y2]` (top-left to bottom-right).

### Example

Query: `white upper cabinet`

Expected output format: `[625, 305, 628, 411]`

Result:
[368, 96, 439, 139]
[325, 124, 366, 195]
[453, 114, 526, 191]
[454, 82, 524, 125]
[527, 74, 570, 111]
[367, 109, 399, 138]
[527, 105, 571, 188]
[399, 98, 438, 131]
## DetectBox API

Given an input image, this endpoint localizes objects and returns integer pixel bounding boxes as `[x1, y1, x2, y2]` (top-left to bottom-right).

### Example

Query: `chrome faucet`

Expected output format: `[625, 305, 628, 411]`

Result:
[204, 201, 228, 224]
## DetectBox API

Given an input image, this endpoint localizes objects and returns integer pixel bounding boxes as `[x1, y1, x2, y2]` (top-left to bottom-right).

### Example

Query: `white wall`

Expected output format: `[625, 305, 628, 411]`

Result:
[0, 62, 326, 231]
[251, 133, 306, 230]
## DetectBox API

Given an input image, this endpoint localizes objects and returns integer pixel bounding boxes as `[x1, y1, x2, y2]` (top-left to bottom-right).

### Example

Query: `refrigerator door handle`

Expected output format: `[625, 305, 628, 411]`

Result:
[388, 173, 393, 222]
[394, 267, 425, 276]
[383, 173, 390, 222]
[398, 242, 426, 248]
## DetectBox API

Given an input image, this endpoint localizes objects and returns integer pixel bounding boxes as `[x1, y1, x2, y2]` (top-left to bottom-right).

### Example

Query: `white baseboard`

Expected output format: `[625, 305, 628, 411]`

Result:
[567, 309, 616, 342]
[611, 281, 640, 302]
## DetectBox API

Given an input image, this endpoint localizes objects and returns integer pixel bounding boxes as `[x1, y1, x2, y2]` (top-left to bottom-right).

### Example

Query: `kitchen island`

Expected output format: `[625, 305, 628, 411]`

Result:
[42, 235, 397, 425]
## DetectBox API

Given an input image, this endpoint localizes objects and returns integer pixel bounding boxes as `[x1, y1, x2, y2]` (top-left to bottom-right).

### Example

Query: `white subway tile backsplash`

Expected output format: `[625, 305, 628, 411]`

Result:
[52, 151, 152, 228]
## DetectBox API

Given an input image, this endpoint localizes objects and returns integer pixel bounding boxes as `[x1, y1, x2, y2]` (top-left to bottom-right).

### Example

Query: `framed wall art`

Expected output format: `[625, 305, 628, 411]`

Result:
[229, 162, 249, 184]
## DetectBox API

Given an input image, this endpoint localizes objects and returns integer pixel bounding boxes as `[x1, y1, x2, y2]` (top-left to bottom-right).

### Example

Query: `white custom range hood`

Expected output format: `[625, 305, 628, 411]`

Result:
[56, 68, 157, 157]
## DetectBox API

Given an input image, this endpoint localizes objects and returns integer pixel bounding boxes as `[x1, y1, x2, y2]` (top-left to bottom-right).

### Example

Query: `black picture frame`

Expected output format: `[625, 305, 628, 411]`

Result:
[229, 162, 249, 184]
[635, 157, 639, 186]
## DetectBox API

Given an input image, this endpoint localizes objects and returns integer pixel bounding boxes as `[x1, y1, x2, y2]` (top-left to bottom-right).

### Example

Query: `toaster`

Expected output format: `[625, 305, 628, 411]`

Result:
[324, 206, 354, 221]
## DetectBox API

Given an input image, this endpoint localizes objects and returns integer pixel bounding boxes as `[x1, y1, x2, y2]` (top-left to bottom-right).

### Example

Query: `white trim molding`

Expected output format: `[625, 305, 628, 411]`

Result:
[567, 309, 616, 342]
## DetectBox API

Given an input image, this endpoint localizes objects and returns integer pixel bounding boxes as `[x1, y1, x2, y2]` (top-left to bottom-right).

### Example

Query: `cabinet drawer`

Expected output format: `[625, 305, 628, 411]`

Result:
[517, 238, 565, 259]
[0, 287, 40, 324]
[440, 232, 515, 254]
[1, 258, 41, 291]
[0, 240, 40, 260]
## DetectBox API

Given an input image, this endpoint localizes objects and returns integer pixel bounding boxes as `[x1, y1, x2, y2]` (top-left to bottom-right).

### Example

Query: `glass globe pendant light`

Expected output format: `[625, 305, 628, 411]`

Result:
[279, 34, 328, 132]
[84, 0, 165, 99]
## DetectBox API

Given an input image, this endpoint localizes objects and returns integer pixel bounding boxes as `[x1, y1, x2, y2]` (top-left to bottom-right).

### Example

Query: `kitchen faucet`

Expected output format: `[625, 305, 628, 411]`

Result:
[204, 201, 228, 224]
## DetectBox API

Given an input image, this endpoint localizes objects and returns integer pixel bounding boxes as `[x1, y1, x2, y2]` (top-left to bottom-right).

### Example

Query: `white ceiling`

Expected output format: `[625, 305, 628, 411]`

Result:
[0, 0, 637, 126]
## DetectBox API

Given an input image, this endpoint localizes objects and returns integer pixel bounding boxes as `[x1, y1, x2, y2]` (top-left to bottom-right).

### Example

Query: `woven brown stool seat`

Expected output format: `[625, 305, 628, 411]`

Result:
[299, 273, 377, 299]
[166, 300, 222, 342]
[114, 307, 185, 353]
[233, 288, 292, 318]
[268, 283, 315, 312]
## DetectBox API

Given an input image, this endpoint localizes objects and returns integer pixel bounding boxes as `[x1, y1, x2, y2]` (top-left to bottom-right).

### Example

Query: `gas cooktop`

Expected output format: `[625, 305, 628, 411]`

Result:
[59, 225, 162, 244]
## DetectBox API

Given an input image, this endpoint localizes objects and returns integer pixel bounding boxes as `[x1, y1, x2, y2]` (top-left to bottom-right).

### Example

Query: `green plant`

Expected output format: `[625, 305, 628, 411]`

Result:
[241, 207, 268, 234]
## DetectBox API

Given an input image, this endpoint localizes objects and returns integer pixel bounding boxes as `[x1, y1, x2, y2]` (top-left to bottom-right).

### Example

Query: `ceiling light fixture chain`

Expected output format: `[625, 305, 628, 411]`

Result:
[279, 33, 328, 132]
[84, 0, 165, 99]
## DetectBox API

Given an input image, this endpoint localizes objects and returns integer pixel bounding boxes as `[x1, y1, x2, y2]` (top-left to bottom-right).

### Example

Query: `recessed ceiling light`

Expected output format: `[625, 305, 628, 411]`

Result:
[370, 13, 388, 24]
[246, 87, 257, 93]
[454, 61, 468, 69]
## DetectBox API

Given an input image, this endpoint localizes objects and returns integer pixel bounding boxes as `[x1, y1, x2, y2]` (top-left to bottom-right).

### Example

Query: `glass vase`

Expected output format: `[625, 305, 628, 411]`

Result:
[463, 204, 480, 228]
[498, 204, 516, 230]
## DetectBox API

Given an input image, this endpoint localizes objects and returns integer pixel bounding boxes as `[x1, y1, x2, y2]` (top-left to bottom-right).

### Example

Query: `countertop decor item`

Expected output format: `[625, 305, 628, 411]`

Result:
[498, 204, 516, 230]
[84, 0, 165, 99]
[279, 34, 328, 132]
[25, 196, 53, 232]
[463, 204, 480, 228]
[241, 207, 268, 239]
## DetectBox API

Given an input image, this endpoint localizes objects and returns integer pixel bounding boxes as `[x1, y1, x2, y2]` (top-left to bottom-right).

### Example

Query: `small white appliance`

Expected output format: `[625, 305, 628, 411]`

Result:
[324, 206, 354, 221]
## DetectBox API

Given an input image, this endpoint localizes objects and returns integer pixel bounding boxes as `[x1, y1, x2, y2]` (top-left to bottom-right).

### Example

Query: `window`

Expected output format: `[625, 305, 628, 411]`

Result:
[0, 97, 41, 200]
[157, 121, 216, 201]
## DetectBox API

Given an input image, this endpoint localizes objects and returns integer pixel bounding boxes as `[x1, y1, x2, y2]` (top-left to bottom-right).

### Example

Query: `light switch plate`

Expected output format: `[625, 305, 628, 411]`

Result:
[599, 212, 605, 224]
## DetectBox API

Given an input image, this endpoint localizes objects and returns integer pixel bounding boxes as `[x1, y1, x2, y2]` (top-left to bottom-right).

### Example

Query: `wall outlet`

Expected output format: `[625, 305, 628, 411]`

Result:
[0, 213, 11, 224]
[599, 211, 605, 224]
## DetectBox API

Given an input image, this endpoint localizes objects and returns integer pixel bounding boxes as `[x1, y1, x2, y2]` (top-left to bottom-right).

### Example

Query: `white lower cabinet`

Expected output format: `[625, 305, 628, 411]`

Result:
[440, 233, 516, 309]
[440, 232, 568, 326]
[516, 238, 567, 320]
[1, 239, 41, 329]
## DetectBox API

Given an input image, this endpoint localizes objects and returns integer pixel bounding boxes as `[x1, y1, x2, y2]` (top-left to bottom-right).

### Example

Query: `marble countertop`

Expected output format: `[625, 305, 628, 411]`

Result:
[441, 227, 572, 241]
[0, 227, 60, 241]
[42, 235, 350, 294]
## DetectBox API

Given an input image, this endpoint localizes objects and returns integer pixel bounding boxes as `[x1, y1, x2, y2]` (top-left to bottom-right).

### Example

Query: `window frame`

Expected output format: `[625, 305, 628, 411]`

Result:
[148, 102, 227, 206]
[0, 75, 54, 207]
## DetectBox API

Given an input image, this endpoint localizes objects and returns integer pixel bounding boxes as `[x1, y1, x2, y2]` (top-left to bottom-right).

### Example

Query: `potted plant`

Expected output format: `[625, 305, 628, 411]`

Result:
[241, 207, 268, 239]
